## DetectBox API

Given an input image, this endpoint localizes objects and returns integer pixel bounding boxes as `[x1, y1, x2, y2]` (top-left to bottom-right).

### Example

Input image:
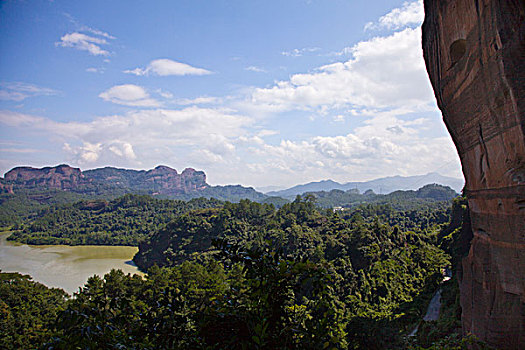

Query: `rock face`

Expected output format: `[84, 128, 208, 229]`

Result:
[142, 166, 208, 195]
[422, 1, 524, 348]
[2, 164, 209, 195]
[4, 164, 89, 190]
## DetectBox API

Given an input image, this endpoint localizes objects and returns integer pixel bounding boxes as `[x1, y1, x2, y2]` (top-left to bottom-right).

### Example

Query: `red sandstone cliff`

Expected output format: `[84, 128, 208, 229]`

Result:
[2, 164, 209, 196]
[4, 164, 90, 190]
[422, 0, 524, 348]
[142, 166, 208, 194]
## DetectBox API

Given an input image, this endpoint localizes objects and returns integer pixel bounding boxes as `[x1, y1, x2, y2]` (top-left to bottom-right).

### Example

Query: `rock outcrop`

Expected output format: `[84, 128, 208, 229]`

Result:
[143, 166, 208, 195]
[2, 164, 208, 195]
[4, 164, 90, 190]
[422, 1, 524, 348]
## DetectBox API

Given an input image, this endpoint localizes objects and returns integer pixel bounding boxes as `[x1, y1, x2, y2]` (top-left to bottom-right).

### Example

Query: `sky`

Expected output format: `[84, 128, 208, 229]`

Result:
[0, 0, 463, 189]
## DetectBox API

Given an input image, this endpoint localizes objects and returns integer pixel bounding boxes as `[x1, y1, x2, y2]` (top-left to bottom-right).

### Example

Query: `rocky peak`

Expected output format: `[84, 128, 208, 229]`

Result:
[151, 165, 178, 175]
[4, 164, 89, 190]
[2, 164, 210, 195]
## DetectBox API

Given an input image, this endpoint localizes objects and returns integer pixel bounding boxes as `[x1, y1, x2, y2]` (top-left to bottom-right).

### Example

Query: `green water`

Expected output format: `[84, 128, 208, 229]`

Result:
[0, 232, 144, 294]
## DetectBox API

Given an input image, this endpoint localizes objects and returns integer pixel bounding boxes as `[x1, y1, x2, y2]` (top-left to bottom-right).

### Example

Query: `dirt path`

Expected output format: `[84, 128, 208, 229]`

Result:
[408, 287, 443, 336]
[423, 289, 442, 321]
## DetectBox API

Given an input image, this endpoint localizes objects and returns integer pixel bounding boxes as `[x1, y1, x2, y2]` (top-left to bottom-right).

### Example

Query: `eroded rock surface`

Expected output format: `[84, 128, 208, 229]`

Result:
[5, 164, 89, 190]
[422, 0, 524, 348]
[2, 164, 209, 195]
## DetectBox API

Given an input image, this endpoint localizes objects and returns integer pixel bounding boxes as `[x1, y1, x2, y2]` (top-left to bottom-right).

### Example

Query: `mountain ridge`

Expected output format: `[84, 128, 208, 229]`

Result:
[1, 164, 263, 202]
[267, 172, 464, 198]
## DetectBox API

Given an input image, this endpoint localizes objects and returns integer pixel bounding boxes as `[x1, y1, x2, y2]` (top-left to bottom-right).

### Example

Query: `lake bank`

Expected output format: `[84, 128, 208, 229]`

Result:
[0, 232, 143, 294]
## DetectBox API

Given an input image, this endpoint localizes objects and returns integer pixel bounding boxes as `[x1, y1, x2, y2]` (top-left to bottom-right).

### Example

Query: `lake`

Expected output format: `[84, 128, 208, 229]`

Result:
[0, 232, 144, 294]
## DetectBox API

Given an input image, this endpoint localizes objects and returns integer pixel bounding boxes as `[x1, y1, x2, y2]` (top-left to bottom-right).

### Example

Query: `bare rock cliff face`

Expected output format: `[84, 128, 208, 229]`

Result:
[4, 164, 89, 190]
[422, 0, 524, 348]
[143, 166, 208, 194]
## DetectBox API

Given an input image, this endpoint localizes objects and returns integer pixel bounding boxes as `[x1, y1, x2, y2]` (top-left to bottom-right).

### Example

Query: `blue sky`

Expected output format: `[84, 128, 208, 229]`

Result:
[0, 0, 462, 188]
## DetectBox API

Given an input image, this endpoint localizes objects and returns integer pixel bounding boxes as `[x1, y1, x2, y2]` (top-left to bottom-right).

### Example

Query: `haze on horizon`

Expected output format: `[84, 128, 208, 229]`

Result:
[0, 0, 462, 188]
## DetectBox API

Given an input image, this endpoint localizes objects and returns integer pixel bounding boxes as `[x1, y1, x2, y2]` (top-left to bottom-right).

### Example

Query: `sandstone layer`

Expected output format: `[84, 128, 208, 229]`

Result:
[2, 164, 208, 195]
[4, 164, 89, 190]
[422, 0, 524, 348]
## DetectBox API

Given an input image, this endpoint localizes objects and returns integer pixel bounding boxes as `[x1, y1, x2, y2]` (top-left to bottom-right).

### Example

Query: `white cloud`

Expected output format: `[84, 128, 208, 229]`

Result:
[257, 129, 279, 137]
[0, 148, 41, 154]
[56, 32, 111, 56]
[0, 82, 57, 101]
[82, 26, 116, 40]
[333, 115, 345, 123]
[99, 84, 161, 107]
[245, 66, 267, 73]
[63, 13, 116, 40]
[125, 59, 211, 76]
[243, 113, 461, 185]
[108, 142, 137, 160]
[156, 89, 173, 99]
[175, 96, 221, 105]
[281, 47, 320, 57]
[63, 142, 102, 163]
[0, 110, 47, 127]
[1, 0, 463, 186]
[364, 1, 423, 31]
[249, 27, 433, 113]
[86, 67, 104, 74]
[0, 108, 252, 168]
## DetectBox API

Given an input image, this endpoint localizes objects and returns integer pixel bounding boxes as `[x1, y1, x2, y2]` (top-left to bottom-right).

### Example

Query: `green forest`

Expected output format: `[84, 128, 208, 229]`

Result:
[3, 184, 456, 247]
[7, 194, 222, 246]
[0, 190, 491, 349]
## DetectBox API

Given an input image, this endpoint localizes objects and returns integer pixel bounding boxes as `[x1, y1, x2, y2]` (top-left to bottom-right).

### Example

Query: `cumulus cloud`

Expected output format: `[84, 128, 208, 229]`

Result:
[1, 0, 462, 186]
[56, 32, 112, 56]
[0, 108, 252, 168]
[0, 82, 58, 101]
[63, 142, 102, 163]
[124, 59, 211, 76]
[99, 84, 161, 107]
[249, 27, 433, 113]
[244, 113, 460, 185]
[364, 1, 423, 31]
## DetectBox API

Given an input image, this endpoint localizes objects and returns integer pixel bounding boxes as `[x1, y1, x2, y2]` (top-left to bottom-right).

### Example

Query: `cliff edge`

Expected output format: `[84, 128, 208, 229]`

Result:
[422, 0, 524, 348]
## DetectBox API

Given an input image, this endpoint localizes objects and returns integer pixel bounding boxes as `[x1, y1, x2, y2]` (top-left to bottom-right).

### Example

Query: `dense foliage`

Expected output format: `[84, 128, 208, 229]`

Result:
[131, 197, 452, 348]
[1, 193, 482, 349]
[306, 184, 457, 209]
[8, 194, 222, 245]
[0, 189, 87, 227]
[0, 272, 68, 349]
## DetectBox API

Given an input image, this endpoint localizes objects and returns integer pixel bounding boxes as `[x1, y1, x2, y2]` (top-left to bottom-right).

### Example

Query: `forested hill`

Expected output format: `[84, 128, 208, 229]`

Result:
[2, 184, 456, 247]
[7, 194, 222, 246]
[267, 172, 464, 197]
[305, 183, 458, 209]
[134, 197, 452, 270]
[126, 196, 458, 348]
[1, 194, 475, 348]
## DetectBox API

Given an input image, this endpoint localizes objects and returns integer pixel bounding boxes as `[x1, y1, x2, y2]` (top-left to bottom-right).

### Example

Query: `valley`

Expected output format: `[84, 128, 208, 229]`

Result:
[0, 164, 471, 349]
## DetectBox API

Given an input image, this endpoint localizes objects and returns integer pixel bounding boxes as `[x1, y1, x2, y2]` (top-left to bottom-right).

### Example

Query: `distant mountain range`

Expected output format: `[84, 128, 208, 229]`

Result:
[0, 164, 264, 202]
[266, 172, 464, 199]
[1, 165, 463, 205]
